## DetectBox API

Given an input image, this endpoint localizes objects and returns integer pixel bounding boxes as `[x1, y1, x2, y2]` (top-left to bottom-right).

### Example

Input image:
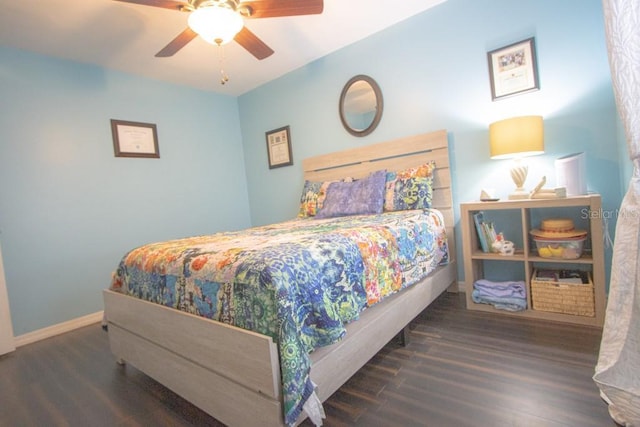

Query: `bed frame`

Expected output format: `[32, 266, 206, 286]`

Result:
[103, 129, 457, 426]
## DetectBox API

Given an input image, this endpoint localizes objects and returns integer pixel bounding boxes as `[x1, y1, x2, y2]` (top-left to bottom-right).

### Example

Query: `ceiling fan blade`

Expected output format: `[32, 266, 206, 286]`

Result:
[241, 0, 323, 18]
[234, 26, 274, 60]
[113, 0, 191, 11]
[155, 27, 198, 57]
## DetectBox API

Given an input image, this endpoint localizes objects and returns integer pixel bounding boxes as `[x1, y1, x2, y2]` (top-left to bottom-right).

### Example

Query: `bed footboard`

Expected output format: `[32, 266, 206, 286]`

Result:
[103, 290, 284, 426]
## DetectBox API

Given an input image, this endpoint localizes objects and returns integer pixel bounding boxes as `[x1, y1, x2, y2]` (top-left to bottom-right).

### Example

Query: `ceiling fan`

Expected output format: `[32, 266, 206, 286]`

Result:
[114, 0, 324, 60]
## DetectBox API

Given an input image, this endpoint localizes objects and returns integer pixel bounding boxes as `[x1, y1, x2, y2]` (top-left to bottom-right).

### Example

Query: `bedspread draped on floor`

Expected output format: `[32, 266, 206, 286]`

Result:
[109, 209, 448, 425]
[593, 1, 640, 425]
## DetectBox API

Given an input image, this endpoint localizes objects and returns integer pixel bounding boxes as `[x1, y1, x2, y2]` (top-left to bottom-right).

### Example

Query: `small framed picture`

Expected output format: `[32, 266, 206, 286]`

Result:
[111, 119, 160, 158]
[487, 37, 540, 101]
[265, 125, 293, 169]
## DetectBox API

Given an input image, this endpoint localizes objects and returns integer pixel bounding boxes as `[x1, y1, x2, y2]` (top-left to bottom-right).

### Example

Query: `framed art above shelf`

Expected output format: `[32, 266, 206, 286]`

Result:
[487, 37, 540, 101]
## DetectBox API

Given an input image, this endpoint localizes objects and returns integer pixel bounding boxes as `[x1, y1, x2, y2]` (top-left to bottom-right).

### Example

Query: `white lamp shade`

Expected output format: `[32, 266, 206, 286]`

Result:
[489, 115, 544, 159]
[188, 6, 244, 45]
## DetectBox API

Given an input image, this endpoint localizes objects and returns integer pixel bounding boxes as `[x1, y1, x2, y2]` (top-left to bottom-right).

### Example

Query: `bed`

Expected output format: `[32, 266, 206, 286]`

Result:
[102, 129, 457, 426]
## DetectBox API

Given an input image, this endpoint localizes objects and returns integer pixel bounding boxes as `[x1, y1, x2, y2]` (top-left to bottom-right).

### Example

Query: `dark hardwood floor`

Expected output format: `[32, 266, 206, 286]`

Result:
[0, 292, 616, 427]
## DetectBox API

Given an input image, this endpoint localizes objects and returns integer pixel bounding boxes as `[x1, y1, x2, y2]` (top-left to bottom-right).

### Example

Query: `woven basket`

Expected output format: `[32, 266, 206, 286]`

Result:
[531, 270, 595, 317]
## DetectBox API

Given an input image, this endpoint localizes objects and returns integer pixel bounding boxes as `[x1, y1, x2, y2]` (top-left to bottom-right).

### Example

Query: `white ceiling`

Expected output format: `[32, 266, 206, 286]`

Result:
[0, 0, 447, 96]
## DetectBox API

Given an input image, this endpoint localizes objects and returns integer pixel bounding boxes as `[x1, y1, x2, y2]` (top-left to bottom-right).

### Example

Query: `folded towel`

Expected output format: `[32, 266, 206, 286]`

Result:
[473, 279, 527, 299]
[471, 280, 527, 312]
[471, 290, 527, 312]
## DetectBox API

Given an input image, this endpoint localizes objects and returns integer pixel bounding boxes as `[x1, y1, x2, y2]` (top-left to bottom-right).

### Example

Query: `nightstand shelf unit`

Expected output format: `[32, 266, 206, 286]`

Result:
[460, 194, 605, 327]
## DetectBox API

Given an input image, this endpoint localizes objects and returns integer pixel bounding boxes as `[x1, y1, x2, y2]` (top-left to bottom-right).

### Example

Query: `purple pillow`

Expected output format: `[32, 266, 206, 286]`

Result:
[316, 170, 386, 218]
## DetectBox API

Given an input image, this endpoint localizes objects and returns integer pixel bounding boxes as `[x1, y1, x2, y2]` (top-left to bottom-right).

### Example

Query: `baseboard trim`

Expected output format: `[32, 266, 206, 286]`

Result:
[14, 311, 104, 348]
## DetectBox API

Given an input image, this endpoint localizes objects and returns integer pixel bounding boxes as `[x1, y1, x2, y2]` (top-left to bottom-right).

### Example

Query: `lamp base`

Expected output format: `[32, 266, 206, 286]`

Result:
[508, 188, 530, 200]
[507, 160, 531, 200]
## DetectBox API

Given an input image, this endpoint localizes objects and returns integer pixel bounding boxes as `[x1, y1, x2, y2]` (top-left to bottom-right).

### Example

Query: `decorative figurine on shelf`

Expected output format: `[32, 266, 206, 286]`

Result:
[529, 176, 568, 199]
[491, 232, 515, 256]
[480, 188, 500, 202]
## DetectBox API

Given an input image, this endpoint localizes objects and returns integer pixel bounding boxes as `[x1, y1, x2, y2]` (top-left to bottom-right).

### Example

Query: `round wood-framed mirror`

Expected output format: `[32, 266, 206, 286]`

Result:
[339, 75, 383, 137]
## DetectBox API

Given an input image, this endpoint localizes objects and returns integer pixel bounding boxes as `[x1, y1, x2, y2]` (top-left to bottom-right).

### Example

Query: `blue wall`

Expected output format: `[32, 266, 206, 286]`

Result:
[0, 0, 623, 335]
[238, 0, 620, 282]
[0, 48, 251, 335]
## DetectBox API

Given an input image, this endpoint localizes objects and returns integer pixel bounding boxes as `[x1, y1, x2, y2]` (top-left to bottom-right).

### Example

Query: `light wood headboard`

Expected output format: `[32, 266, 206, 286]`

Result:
[302, 130, 455, 262]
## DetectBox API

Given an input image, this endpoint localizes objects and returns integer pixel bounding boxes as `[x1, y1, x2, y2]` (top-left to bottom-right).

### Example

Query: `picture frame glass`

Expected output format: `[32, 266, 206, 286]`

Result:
[266, 126, 293, 169]
[488, 37, 539, 101]
[111, 119, 159, 158]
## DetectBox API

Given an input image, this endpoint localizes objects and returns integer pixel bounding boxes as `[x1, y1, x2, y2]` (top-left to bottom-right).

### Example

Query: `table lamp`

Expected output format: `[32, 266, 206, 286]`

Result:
[489, 115, 544, 200]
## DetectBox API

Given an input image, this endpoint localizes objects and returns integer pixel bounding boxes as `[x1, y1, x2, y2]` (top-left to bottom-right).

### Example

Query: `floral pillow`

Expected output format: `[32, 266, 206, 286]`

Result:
[298, 180, 332, 217]
[298, 178, 355, 217]
[384, 161, 436, 211]
[315, 170, 387, 219]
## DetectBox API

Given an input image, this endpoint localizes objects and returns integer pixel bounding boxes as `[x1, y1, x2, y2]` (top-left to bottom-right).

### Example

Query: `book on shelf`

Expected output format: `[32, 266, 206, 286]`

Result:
[483, 221, 497, 248]
[473, 212, 498, 253]
[473, 212, 489, 252]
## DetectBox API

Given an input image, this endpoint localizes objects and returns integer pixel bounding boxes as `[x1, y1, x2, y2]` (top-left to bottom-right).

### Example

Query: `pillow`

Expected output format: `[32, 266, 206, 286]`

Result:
[384, 161, 436, 211]
[298, 177, 356, 217]
[316, 170, 386, 219]
[298, 180, 334, 218]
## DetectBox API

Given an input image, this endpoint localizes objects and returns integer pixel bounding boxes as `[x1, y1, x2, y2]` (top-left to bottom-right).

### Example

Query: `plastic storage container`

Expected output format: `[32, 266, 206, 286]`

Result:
[533, 236, 585, 259]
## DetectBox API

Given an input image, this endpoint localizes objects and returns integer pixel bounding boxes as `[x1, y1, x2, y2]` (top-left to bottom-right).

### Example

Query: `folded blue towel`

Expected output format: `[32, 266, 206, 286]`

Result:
[473, 279, 527, 299]
[471, 290, 527, 311]
[472, 280, 527, 311]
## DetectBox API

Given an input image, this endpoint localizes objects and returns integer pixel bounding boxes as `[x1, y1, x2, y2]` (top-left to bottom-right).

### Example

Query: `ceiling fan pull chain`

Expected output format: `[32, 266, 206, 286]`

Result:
[218, 44, 230, 85]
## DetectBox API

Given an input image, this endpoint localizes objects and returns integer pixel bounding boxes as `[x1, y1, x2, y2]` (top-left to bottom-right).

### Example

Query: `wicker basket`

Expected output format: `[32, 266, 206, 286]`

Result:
[531, 270, 595, 317]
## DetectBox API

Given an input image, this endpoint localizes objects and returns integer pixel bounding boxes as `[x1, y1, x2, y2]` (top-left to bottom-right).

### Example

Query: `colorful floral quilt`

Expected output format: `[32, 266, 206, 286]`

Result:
[109, 209, 449, 425]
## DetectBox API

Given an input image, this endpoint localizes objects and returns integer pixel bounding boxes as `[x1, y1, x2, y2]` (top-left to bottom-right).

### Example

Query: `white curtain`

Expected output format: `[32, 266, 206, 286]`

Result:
[593, 0, 640, 425]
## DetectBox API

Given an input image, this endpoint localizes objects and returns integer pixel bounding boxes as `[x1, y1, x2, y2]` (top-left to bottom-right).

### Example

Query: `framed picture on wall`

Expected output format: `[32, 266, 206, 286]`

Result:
[487, 37, 540, 101]
[265, 125, 293, 169]
[111, 119, 160, 158]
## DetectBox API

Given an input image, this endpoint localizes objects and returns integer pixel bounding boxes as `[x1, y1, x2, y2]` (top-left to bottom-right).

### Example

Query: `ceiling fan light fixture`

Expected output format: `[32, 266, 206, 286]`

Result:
[188, 6, 244, 45]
